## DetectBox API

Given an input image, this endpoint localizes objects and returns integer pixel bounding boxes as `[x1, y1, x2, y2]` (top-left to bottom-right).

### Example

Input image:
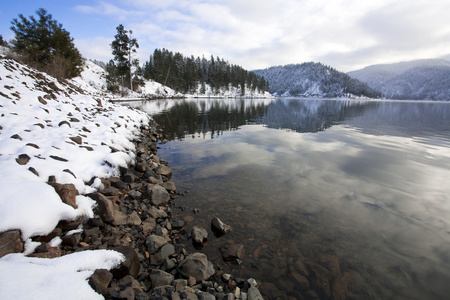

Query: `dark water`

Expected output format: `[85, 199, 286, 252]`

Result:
[128, 98, 450, 299]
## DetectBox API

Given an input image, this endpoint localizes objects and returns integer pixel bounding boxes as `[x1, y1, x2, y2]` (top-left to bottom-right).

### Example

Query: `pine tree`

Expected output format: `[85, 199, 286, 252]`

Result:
[110, 24, 139, 94]
[10, 8, 83, 79]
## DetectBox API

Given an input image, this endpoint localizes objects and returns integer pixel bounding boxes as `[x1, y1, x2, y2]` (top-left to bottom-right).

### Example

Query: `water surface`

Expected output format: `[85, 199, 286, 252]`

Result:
[129, 98, 450, 299]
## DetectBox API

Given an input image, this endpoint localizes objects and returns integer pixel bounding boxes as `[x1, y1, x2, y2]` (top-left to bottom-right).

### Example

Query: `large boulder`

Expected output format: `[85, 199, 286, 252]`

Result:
[177, 253, 215, 282]
[0, 230, 24, 258]
[147, 185, 170, 206]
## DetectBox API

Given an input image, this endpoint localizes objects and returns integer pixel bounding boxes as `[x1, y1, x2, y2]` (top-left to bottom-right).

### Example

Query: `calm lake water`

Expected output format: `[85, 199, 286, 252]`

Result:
[127, 98, 450, 299]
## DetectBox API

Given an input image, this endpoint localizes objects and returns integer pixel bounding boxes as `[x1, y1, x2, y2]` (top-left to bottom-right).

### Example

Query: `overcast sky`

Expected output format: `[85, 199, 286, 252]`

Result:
[1, 0, 450, 72]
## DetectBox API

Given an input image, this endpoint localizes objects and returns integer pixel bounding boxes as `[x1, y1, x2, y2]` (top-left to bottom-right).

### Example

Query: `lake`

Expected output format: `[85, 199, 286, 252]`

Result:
[126, 98, 450, 299]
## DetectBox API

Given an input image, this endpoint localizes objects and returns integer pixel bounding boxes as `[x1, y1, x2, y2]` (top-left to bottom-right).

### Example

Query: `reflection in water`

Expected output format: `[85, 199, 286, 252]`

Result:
[126, 98, 450, 299]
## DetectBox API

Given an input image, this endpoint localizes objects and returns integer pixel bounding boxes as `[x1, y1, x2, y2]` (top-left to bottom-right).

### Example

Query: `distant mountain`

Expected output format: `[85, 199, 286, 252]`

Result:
[348, 59, 450, 100]
[253, 62, 382, 98]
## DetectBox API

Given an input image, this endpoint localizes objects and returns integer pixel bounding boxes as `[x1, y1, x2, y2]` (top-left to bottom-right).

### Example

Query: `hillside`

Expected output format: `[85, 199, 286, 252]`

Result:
[348, 59, 450, 100]
[253, 62, 382, 99]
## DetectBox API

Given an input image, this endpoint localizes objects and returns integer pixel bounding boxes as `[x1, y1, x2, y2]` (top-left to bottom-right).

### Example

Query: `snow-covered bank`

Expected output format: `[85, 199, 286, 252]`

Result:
[0, 55, 151, 298]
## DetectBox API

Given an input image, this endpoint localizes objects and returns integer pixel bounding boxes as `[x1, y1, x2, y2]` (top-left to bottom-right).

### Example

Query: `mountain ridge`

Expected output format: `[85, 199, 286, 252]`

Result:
[253, 62, 382, 99]
[348, 59, 450, 100]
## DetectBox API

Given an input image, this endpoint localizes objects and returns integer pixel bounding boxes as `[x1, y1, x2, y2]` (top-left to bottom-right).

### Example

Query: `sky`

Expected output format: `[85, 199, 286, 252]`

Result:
[1, 0, 450, 72]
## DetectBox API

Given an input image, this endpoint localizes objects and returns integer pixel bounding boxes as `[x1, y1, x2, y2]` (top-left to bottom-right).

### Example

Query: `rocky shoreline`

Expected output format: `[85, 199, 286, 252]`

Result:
[0, 119, 264, 300]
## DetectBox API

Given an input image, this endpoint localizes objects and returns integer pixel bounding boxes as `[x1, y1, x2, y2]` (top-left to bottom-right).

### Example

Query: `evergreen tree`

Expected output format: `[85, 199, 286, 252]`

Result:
[110, 24, 139, 94]
[0, 34, 7, 46]
[10, 8, 83, 79]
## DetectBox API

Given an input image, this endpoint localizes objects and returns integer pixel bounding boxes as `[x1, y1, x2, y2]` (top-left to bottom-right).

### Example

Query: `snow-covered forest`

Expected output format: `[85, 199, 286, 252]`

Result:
[141, 48, 269, 96]
[348, 59, 450, 100]
[253, 62, 382, 98]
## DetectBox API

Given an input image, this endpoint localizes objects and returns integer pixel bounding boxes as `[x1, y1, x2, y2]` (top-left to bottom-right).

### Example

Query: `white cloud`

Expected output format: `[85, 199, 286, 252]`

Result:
[73, 0, 450, 71]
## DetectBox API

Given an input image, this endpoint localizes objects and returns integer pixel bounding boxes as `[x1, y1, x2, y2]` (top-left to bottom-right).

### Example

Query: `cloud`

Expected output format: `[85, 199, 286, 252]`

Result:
[72, 0, 450, 71]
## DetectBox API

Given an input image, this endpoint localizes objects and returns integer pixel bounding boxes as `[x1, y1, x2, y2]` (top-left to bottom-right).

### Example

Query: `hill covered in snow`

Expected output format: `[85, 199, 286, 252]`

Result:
[253, 62, 381, 99]
[347, 59, 450, 100]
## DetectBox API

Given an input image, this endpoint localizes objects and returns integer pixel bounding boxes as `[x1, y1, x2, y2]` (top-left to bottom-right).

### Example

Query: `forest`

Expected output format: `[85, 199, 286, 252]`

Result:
[141, 48, 269, 95]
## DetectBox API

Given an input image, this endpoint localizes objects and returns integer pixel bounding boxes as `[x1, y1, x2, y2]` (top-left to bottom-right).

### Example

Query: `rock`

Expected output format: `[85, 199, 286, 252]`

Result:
[58, 121, 71, 127]
[50, 155, 68, 162]
[142, 218, 156, 234]
[162, 181, 176, 192]
[117, 275, 144, 294]
[147, 185, 170, 206]
[211, 217, 231, 236]
[87, 192, 115, 223]
[145, 235, 168, 254]
[61, 233, 81, 247]
[147, 206, 168, 219]
[16, 154, 30, 165]
[156, 164, 172, 179]
[28, 167, 39, 176]
[177, 253, 215, 282]
[191, 226, 208, 245]
[38, 96, 47, 105]
[127, 211, 142, 226]
[111, 246, 140, 278]
[0, 230, 24, 258]
[247, 287, 264, 300]
[33, 227, 62, 243]
[308, 262, 331, 299]
[160, 243, 175, 259]
[69, 136, 82, 144]
[10, 134, 22, 140]
[220, 243, 244, 261]
[291, 272, 310, 290]
[52, 183, 78, 209]
[88, 269, 113, 295]
[118, 287, 135, 300]
[84, 227, 100, 237]
[149, 269, 174, 288]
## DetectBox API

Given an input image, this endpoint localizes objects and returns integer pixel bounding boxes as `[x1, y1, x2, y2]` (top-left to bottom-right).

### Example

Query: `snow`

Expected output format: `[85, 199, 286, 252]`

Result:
[0, 250, 124, 300]
[0, 55, 153, 298]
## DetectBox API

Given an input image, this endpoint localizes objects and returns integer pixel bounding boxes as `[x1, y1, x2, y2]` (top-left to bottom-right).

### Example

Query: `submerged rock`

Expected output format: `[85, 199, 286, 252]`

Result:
[177, 253, 215, 282]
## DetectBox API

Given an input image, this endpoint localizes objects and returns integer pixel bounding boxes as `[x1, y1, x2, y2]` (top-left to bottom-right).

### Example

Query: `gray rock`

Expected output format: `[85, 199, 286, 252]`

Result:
[142, 217, 156, 234]
[147, 185, 170, 206]
[220, 243, 244, 261]
[156, 164, 172, 179]
[127, 211, 142, 226]
[211, 217, 231, 236]
[247, 287, 264, 300]
[177, 253, 215, 282]
[191, 226, 208, 245]
[149, 269, 174, 288]
[88, 269, 113, 295]
[162, 181, 176, 192]
[118, 286, 135, 300]
[146, 234, 168, 254]
[147, 206, 168, 219]
[160, 243, 175, 259]
[0, 230, 24, 258]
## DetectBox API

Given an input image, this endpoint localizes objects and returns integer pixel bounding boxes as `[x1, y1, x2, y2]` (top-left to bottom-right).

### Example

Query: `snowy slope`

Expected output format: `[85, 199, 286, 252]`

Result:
[0, 54, 153, 298]
[253, 62, 381, 98]
[348, 59, 450, 100]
